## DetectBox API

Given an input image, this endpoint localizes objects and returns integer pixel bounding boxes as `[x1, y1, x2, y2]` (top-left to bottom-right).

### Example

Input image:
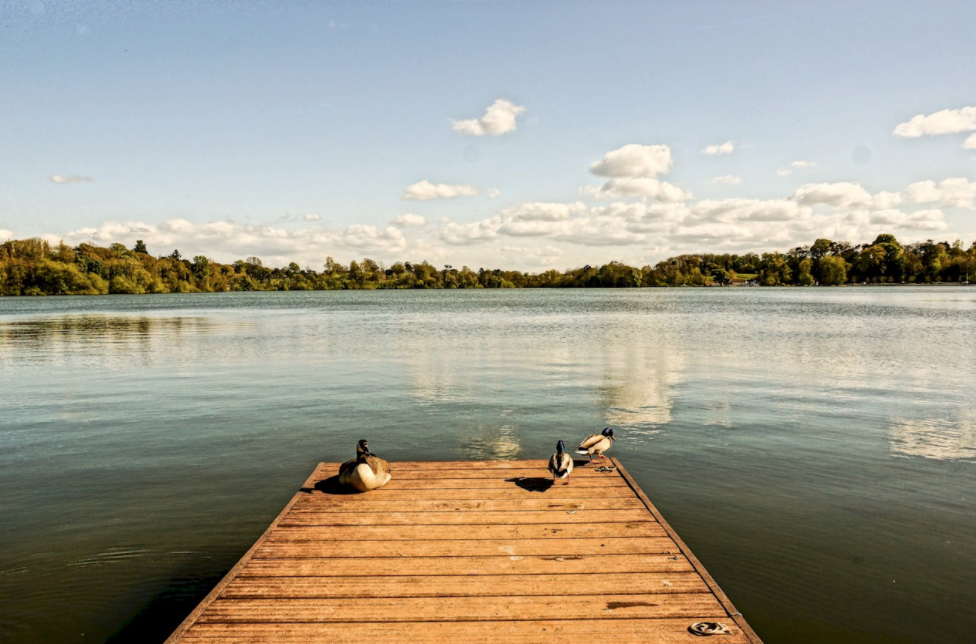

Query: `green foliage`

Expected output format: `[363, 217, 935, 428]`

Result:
[2, 234, 975, 296]
[817, 256, 848, 286]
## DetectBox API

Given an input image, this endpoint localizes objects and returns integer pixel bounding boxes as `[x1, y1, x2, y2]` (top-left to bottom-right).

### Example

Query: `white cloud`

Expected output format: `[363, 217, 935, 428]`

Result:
[392, 213, 427, 227]
[710, 175, 742, 185]
[791, 182, 901, 210]
[861, 208, 948, 231]
[893, 106, 976, 138]
[499, 245, 565, 267]
[402, 180, 479, 201]
[451, 99, 526, 136]
[843, 208, 948, 233]
[50, 174, 93, 184]
[487, 188, 501, 199]
[339, 224, 407, 252]
[0, 228, 13, 240]
[580, 178, 693, 202]
[693, 198, 809, 223]
[500, 201, 586, 222]
[589, 144, 674, 178]
[902, 209, 949, 231]
[905, 178, 976, 209]
[596, 202, 690, 231]
[60, 218, 408, 266]
[964, 133, 976, 149]
[439, 200, 680, 248]
[439, 218, 501, 245]
[776, 161, 817, 177]
[303, 214, 321, 221]
[701, 141, 735, 156]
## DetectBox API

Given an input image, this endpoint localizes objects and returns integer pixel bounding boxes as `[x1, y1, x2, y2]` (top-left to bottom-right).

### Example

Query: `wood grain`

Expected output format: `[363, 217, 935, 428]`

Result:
[239, 553, 695, 577]
[220, 572, 709, 598]
[279, 508, 657, 526]
[266, 522, 665, 542]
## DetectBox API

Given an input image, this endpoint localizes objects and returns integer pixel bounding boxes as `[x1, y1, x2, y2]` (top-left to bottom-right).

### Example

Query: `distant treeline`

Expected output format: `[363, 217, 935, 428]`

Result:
[0, 234, 974, 296]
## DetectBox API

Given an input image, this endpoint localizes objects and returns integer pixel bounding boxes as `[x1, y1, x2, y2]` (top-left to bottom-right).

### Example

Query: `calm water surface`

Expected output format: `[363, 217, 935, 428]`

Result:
[1, 288, 975, 643]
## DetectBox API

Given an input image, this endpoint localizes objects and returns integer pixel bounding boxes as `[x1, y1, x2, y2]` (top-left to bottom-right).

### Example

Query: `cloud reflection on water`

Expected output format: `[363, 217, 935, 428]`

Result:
[596, 329, 684, 436]
[889, 412, 976, 461]
[458, 423, 522, 460]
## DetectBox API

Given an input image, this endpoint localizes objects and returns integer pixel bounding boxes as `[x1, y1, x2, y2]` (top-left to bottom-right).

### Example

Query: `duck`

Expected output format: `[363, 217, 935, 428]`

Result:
[337, 439, 392, 492]
[576, 426, 615, 462]
[548, 440, 574, 485]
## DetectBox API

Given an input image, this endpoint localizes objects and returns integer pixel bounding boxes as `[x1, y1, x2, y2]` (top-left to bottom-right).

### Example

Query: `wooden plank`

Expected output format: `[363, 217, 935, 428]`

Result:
[312, 466, 624, 481]
[362, 470, 629, 490]
[181, 618, 751, 644]
[220, 572, 709, 598]
[199, 593, 725, 623]
[280, 509, 656, 526]
[291, 497, 645, 512]
[239, 553, 695, 577]
[345, 459, 558, 469]
[254, 536, 678, 559]
[302, 486, 633, 501]
[267, 522, 666, 542]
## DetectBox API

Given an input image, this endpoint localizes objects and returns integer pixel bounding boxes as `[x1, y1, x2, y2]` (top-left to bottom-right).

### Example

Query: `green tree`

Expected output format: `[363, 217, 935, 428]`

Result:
[797, 258, 815, 285]
[810, 238, 833, 260]
[817, 256, 848, 285]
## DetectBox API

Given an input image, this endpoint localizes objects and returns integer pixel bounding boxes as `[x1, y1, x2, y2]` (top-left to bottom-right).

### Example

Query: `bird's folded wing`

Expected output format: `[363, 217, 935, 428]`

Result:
[577, 434, 601, 449]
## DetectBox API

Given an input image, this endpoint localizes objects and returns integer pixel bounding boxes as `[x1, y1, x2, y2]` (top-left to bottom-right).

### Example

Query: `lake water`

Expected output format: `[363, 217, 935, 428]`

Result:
[1, 288, 975, 643]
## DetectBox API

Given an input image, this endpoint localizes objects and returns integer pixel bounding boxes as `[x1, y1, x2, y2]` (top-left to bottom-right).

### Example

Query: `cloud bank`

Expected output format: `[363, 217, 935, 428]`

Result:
[31, 142, 972, 272]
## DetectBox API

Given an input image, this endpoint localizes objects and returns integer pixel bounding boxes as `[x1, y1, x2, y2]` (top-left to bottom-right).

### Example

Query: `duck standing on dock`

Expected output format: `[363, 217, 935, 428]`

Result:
[576, 426, 615, 462]
[548, 440, 574, 485]
[338, 439, 391, 492]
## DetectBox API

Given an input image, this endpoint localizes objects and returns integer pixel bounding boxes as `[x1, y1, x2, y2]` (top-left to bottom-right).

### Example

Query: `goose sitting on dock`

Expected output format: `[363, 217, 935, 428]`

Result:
[548, 440, 573, 484]
[576, 426, 615, 462]
[338, 439, 391, 492]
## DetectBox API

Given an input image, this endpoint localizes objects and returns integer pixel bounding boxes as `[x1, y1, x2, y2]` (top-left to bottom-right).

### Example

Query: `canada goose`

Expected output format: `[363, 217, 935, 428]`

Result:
[548, 440, 573, 484]
[337, 439, 392, 492]
[576, 426, 615, 462]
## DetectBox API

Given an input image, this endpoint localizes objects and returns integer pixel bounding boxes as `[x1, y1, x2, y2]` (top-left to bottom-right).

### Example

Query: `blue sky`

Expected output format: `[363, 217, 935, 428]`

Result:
[2, 1, 975, 269]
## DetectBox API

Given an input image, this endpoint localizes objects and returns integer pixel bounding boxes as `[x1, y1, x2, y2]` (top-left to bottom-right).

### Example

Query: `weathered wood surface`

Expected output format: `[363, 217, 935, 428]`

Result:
[165, 459, 763, 644]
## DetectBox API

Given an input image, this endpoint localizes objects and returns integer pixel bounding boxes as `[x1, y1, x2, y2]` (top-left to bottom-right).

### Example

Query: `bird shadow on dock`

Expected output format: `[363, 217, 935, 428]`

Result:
[506, 477, 554, 492]
[303, 476, 361, 495]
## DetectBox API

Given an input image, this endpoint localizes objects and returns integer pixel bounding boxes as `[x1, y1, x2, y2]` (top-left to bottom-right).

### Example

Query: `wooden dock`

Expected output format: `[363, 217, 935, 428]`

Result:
[165, 459, 763, 643]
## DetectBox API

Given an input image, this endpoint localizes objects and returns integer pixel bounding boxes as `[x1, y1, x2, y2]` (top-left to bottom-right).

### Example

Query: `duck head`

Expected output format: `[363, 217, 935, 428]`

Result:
[556, 440, 565, 454]
[356, 439, 372, 457]
[602, 427, 616, 441]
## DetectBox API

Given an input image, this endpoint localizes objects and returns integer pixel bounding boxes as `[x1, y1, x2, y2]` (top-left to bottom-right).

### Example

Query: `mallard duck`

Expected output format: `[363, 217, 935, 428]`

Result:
[548, 440, 573, 485]
[576, 426, 615, 462]
[337, 439, 391, 492]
